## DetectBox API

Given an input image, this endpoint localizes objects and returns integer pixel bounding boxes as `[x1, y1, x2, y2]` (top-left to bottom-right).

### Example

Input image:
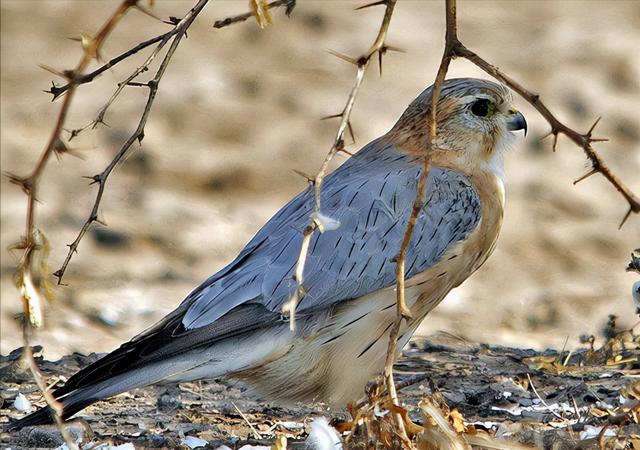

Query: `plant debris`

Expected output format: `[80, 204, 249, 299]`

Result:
[2, 325, 637, 449]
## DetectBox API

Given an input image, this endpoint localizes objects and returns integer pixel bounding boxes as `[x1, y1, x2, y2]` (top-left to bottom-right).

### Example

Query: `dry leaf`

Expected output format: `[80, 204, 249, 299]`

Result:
[250, 0, 272, 28]
[271, 434, 286, 450]
[80, 32, 98, 59]
[449, 409, 466, 434]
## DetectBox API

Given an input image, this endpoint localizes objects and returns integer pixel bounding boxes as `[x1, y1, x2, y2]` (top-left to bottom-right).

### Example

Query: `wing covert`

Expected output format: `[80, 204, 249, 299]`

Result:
[182, 140, 481, 329]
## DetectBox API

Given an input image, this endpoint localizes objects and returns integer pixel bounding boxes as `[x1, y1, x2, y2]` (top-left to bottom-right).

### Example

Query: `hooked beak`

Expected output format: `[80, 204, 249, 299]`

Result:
[506, 110, 527, 136]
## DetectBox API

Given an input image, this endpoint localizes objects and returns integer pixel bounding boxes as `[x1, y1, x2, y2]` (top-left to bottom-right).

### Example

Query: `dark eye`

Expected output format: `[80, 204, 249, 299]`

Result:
[471, 98, 491, 117]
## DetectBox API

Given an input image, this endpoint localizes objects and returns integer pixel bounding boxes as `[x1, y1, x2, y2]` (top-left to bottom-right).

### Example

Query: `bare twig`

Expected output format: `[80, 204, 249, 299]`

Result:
[54, 0, 210, 283]
[231, 401, 262, 440]
[9, 0, 139, 441]
[383, 0, 639, 443]
[12, 0, 137, 285]
[281, 0, 398, 332]
[47, 30, 175, 101]
[429, 1, 639, 229]
[381, 0, 458, 441]
[213, 0, 296, 29]
[22, 329, 78, 449]
[90, 22, 182, 131]
[443, 23, 639, 228]
[526, 374, 566, 421]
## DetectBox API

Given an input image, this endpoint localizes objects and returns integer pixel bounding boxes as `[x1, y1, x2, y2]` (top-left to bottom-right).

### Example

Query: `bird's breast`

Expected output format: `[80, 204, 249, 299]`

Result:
[404, 168, 504, 316]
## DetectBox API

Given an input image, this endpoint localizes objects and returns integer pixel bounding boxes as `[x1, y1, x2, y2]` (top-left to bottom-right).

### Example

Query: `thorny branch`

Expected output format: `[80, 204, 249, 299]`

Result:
[21, 330, 77, 448]
[47, 30, 174, 102]
[8, 1, 139, 446]
[385, 0, 640, 445]
[280, 0, 399, 330]
[53, 0, 300, 282]
[442, 13, 639, 229]
[54, 0, 210, 283]
[213, 0, 296, 29]
[10, 0, 212, 442]
[381, 0, 458, 441]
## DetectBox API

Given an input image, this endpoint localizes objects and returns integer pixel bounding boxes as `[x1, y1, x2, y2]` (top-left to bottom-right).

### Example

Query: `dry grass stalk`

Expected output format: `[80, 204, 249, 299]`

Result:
[54, 0, 210, 284]
[8, 2, 142, 446]
[281, 0, 400, 335]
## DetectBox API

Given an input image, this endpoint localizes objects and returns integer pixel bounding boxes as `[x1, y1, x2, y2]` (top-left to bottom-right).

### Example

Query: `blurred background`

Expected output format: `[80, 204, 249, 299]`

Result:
[1, 0, 639, 359]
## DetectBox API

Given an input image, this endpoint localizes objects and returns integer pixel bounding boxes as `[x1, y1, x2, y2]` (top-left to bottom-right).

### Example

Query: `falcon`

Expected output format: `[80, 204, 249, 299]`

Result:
[12, 77, 527, 429]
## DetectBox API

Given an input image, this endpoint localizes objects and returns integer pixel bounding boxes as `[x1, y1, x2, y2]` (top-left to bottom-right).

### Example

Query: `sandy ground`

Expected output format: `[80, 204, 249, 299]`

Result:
[2, 332, 639, 449]
[1, 1, 639, 362]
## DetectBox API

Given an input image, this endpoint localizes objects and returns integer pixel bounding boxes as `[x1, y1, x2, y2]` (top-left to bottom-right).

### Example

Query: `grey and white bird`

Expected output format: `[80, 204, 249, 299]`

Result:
[11, 78, 527, 429]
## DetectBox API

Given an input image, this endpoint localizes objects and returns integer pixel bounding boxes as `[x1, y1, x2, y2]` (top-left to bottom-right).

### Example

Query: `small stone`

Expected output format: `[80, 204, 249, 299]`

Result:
[518, 398, 533, 407]
[13, 393, 31, 412]
[181, 436, 208, 449]
[157, 394, 182, 410]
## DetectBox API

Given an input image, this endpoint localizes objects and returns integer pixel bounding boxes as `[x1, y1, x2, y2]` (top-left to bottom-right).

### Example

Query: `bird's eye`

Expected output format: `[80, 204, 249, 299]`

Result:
[470, 98, 495, 117]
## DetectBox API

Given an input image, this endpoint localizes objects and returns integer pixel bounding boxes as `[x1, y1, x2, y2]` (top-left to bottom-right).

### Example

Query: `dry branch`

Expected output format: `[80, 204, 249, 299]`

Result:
[9, 1, 639, 448]
[213, 0, 296, 29]
[47, 31, 175, 102]
[10, 0, 212, 441]
[8, 1, 140, 445]
[445, 22, 639, 229]
[380, 0, 458, 441]
[382, 0, 639, 447]
[281, 0, 400, 333]
[54, 0, 210, 283]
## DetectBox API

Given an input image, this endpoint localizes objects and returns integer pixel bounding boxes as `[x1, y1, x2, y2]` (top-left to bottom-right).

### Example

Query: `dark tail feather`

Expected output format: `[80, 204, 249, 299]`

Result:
[8, 357, 190, 431]
[7, 397, 96, 431]
[7, 405, 55, 430]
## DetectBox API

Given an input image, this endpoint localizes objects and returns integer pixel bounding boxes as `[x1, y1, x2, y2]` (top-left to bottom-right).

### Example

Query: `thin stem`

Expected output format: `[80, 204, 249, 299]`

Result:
[448, 28, 638, 227]
[283, 0, 398, 330]
[13, 0, 138, 438]
[54, 0, 211, 283]
[213, 0, 295, 28]
[49, 30, 175, 100]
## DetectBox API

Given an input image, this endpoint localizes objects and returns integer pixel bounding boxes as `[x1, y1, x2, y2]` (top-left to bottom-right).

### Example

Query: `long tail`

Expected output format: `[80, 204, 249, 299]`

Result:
[7, 361, 177, 430]
[8, 304, 283, 430]
[8, 305, 198, 431]
[7, 397, 95, 430]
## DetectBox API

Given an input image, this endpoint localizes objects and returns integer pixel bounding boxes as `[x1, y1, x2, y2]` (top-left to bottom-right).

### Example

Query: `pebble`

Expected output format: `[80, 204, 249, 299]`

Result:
[13, 393, 31, 412]
[181, 436, 208, 449]
[305, 417, 342, 450]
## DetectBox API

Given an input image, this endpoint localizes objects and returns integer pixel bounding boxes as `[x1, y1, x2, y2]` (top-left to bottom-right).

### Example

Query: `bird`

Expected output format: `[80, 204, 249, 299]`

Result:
[11, 77, 527, 429]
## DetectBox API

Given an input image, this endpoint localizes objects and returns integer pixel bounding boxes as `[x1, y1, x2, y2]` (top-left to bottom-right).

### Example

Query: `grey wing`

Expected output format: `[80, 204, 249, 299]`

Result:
[31, 141, 482, 415]
[182, 141, 481, 330]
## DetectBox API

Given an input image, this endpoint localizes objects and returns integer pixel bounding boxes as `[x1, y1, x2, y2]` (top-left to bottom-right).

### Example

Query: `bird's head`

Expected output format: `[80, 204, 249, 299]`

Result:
[391, 78, 527, 178]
